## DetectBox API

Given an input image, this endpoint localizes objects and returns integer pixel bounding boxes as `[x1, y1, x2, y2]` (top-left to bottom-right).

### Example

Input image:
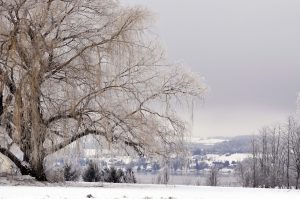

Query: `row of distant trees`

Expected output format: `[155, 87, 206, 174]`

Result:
[237, 113, 300, 189]
[47, 161, 136, 183]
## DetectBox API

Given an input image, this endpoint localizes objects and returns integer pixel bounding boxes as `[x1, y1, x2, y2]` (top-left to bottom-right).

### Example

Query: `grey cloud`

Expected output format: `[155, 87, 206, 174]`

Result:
[123, 0, 300, 137]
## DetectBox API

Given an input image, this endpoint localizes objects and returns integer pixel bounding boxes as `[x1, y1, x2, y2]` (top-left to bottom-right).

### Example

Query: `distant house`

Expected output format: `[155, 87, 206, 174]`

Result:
[219, 168, 234, 174]
[84, 149, 97, 158]
[212, 161, 225, 169]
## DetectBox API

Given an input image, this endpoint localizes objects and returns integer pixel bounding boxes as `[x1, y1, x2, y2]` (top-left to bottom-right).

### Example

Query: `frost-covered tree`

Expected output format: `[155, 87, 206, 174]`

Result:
[0, 0, 205, 181]
[206, 166, 219, 186]
[238, 114, 300, 189]
[289, 118, 300, 189]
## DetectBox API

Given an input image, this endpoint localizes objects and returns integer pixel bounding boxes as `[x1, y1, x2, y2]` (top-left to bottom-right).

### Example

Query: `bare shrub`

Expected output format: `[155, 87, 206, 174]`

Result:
[206, 167, 219, 186]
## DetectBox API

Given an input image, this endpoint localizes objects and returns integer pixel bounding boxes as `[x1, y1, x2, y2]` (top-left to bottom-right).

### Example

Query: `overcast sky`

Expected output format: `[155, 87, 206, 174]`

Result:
[122, 0, 300, 137]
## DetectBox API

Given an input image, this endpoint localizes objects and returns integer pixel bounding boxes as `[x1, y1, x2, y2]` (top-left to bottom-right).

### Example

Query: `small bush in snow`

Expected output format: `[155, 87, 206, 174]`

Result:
[82, 161, 102, 182]
[101, 167, 137, 183]
[156, 167, 170, 184]
[63, 164, 79, 181]
[206, 167, 219, 186]
[124, 168, 137, 183]
[45, 168, 64, 183]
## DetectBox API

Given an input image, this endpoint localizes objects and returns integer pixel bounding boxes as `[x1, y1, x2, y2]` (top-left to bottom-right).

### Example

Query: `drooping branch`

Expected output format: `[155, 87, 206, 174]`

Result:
[47, 128, 145, 157]
[46, 129, 105, 155]
[0, 146, 31, 175]
[45, 12, 140, 79]
[44, 112, 80, 127]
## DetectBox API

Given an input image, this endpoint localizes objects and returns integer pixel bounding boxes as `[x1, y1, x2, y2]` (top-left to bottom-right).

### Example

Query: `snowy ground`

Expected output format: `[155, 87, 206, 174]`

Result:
[1, 183, 300, 199]
[135, 173, 239, 186]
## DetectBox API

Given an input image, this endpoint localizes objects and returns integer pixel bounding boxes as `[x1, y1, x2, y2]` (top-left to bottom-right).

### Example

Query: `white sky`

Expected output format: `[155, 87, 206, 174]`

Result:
[122, 0, 300, 137]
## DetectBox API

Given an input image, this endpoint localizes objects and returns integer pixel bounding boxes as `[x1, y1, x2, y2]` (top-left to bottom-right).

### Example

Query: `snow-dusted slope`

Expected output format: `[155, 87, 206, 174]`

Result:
[189, 137, 228, 145]
[1, 184, 299, 199]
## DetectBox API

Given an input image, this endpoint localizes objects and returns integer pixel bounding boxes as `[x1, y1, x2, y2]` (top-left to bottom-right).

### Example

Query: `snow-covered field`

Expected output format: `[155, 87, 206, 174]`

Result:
[205, 153, 251, 162]
[0, 183, 299, 199]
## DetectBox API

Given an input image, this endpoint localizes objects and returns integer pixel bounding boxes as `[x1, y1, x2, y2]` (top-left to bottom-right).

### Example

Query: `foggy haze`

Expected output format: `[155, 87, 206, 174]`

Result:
[123, 0, 300, 137]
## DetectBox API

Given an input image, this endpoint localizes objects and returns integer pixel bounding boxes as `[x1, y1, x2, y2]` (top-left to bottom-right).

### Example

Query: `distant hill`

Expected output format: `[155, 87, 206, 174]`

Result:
[188, 137, 229, 145]
[188, 135, 253, 155]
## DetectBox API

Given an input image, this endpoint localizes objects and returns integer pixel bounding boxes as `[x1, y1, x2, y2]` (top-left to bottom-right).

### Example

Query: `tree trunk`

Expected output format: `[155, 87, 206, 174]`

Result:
[28, 69, 47, 181]
[12, 69, 47, 181]
[287, 118, 291, 189]
[0, 145, 46, 180]
[251, 136, 257, 187]
[296, 172, 299, 189]
[29, 158, 47, 181]
[0, 91, 3, 116]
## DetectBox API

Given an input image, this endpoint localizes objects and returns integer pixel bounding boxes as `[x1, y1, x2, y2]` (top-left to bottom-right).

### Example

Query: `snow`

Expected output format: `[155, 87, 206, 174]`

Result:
[0, 154, 12, 173]
[0, 183, 300, 199]
[84, 149, 97, 157]
[189, 137, 228, 145]
[205, 153, 251, 162]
